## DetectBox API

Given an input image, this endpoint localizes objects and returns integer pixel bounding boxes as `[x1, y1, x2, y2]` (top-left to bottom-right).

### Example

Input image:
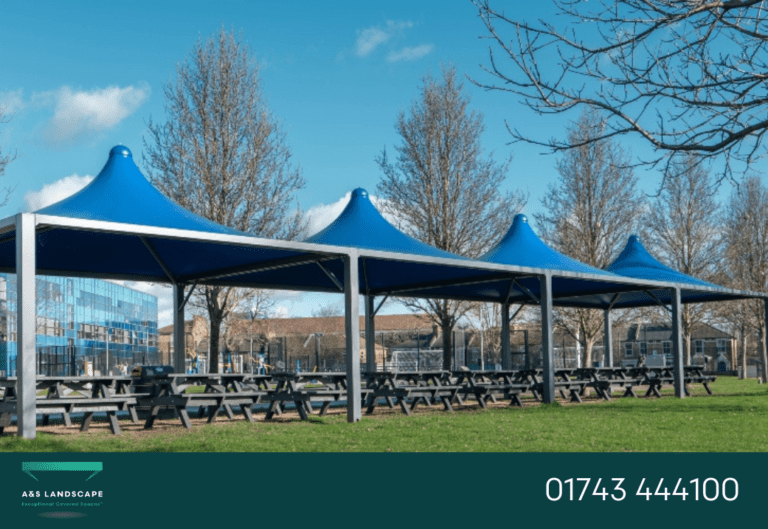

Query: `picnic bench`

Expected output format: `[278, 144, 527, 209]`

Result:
[539, 370, 589, 403]
[684, 365, 717, 394]
[363, 370, 462, 416]
[141, 373, 269, 429]
[450, 370, 530, 407]
[569, 368, 645, 401]
[0, 376, 140, 435]
[264, 372, 350, 421]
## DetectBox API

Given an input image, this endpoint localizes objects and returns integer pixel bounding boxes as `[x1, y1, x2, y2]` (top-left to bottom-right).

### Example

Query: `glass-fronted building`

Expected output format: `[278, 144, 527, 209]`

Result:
[0, 275, 159, 376]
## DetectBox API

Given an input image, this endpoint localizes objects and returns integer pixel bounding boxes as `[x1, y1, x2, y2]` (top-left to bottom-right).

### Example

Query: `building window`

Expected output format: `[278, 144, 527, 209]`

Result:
[624, 342, 634, 357]
[717, 339, 727, 355]
[639, 342, 647, 356]
[663, 341, 671, 356]
[695, 340, 704, 355]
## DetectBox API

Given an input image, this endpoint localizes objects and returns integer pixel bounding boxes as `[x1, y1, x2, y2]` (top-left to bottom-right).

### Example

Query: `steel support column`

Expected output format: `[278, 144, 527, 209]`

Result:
[173, 284, 186, 373]
[344, 253, 362, 422]
[501, 303, 511, 370]
[603, 309, 614, 368]
[671, 287, 685, 398]
[364, 295, 377, 372]
[16, 213, 36, 439]
[540, 273, 555, 404]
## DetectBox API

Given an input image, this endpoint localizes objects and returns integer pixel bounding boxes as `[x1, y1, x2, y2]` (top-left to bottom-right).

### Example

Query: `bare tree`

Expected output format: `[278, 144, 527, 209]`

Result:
[646, 155, 721, 363]
[473, 0, 768, 180]
[723, 176, 768, 382]
[376, 64, 527, 370]
[0, 107, 16, 208]
[468, 302, 529, 367]
[144, 28, 306, 372]
[219, 290, 276, 371]
[312, 304, 342, 318]
[534, 109, 645, 367]
[714, 300, 754, 377]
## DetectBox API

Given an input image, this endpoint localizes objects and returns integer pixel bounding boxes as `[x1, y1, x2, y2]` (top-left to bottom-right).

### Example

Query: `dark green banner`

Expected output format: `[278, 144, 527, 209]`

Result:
[0, 453, 763, 527]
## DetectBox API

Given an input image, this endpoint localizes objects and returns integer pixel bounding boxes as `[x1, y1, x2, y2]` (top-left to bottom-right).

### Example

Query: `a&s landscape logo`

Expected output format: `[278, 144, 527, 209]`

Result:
[20, 461, 105, 519]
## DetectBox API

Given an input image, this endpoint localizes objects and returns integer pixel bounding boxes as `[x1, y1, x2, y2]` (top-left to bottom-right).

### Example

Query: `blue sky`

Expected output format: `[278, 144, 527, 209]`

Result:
[0, 1, 679, 325]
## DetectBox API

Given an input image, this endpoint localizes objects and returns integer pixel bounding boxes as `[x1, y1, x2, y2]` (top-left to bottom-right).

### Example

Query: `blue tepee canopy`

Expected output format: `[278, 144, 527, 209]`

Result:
[301, 188, 514, 296]
[606, 235, 715, 288]
[306, 188, 465, 260]
[0, 146, 346, 291]
[480, 214, 611, 275]
[2, 146, 764, 439]
[383, 213, 651, 306]
[36, 145, 243, 235]
[0, 145, 755, 303]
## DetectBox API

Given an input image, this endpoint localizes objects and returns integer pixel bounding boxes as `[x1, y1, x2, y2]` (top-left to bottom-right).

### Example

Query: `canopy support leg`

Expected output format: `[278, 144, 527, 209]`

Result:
[671, 287, 685, 398]
[16, 213, 36, 439]
[540, 274, 555, 404]
[173, 284, 186, 373]
[603, 309, 614, 368]
[501, 303, 511, 370]
[344, 253, 361, 422]
[365, 295, 377, 372]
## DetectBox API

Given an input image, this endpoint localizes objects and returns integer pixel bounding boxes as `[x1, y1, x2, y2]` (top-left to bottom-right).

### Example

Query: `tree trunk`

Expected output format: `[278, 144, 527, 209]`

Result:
[441, 318, 453, 371]
[741, 332, 747, 379]
[684, 334, 691, 365]
[582, 339, 594, 396]
[209, 312, 223, 374]
[583, 339, 593, 368]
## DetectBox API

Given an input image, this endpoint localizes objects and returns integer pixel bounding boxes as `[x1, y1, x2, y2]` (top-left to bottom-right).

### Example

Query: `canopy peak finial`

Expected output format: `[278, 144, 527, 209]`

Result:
[109, 145, 132, 158]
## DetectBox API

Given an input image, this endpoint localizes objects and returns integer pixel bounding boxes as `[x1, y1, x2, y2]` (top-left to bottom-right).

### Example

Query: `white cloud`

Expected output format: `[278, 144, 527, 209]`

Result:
[355, 20, 413, 57]
[0, 89, 25, 114]
[44, 84, 150, 146]
[387, 44, 434, 63]
[304, 192, 353, 237]
[24, 174, 94, 212]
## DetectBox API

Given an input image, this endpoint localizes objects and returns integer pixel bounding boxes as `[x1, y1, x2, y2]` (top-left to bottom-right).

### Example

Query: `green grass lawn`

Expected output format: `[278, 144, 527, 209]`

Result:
[1, 376, 766, 452]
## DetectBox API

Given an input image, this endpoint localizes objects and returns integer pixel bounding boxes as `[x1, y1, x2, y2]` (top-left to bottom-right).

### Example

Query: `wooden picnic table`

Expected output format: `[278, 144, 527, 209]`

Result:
[543, 369, 590, 403]
[622, 366, 676, 398]
[568, 368, 645, 400]
[450, 370, 530, 407]
[684, 365, 717, 394]
[264, 372, 349, 421]
[0, 375, 139, 435]
[363, 370, 461, 416]
[141, 373, 268, 429]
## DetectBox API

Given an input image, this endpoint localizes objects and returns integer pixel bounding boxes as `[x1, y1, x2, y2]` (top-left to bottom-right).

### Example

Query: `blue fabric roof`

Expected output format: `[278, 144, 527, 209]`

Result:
[480, 214, 615, 276]
[606, 235, 716, 288]
[0, 146, 341, 289]
[0, 146, 757, 307]
[305, 188, 466, 260]
[36, 145, 242, 235]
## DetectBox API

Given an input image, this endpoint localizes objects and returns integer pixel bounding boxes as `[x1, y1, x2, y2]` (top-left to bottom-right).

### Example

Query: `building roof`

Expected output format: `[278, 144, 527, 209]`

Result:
[619, 322, 733, 342]
[160, 313, 434, 337]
